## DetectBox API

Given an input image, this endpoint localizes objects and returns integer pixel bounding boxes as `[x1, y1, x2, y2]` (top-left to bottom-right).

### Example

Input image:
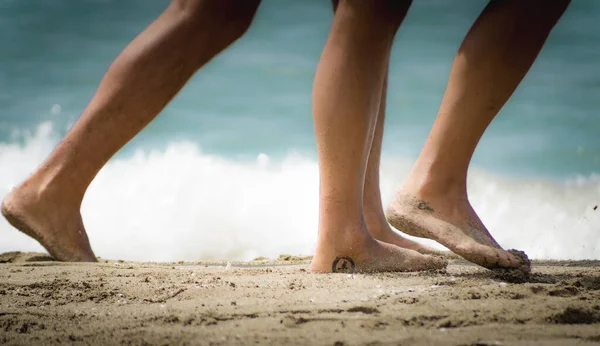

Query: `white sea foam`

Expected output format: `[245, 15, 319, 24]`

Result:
[0, 122, 598, 261]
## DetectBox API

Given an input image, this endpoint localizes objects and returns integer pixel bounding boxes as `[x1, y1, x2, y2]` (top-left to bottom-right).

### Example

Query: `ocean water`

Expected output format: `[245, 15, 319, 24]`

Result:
[0, 0, 598, 261]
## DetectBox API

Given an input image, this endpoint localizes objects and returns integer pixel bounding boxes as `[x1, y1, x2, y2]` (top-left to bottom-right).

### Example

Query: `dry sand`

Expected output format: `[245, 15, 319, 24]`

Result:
[1, 251, 599, 346]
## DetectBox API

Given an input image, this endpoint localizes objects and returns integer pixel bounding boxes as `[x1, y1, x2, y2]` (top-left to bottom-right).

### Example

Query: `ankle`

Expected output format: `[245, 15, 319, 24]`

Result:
[362, 210, 388, 236]
[23, 170, 84, 208]
[403, 169, 467, 202]
[317, 222, 373, 252]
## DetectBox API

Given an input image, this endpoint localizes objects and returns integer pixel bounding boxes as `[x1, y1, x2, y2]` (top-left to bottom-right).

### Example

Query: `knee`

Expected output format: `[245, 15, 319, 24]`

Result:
[532, 0, 571, 28]
[170, 0, 260, 46]
[338, 0, 412, 31]
[501, 0, 570, 29]
[373, 0, 412, 26]
[375, 0, 413, 14]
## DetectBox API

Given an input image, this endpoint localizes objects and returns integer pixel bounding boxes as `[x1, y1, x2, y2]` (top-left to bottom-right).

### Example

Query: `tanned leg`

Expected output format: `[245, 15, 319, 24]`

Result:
[386, 0, 570, 269]
[311, 0, 446, 273]
[329, 0, 440, 256]
[1, 0, 261, 261]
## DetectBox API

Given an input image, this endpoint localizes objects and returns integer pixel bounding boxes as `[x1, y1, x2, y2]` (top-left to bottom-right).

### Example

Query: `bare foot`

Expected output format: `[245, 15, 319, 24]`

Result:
[366, 218, 458, 259]
[1, 184, 97, 262]
[386, 192, 519, 269]
[311, 230, 447, 273]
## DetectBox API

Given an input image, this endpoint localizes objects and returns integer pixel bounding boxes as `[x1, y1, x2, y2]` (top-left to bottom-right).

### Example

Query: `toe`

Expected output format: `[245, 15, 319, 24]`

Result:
[432, 256, 448, 270]
[485, 248, 519, 269]
[412, 253, 447, 271]
[502, 250, 518, 267]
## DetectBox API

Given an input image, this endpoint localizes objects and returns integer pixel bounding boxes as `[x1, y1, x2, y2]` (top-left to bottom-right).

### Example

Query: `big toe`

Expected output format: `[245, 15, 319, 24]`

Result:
[498, 249, 519, 268]
[460, 243, 519, 269]
[420, 254, 448, 271]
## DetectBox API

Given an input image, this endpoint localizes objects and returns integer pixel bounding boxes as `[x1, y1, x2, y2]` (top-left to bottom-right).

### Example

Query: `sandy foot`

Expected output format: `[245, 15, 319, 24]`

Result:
[1, 187, 97, 262]
[311, 231, 447, 273]
[368, 223, 459, 259]
[386, 193, 521, 270]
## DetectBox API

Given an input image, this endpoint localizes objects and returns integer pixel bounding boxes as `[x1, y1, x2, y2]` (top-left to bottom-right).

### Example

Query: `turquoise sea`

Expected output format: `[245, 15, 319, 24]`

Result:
[1, 0, 598, 261]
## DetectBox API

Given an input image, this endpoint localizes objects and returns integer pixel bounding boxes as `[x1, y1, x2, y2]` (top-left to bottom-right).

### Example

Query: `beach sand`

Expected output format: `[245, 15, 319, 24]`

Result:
[0, 252, 599, 346]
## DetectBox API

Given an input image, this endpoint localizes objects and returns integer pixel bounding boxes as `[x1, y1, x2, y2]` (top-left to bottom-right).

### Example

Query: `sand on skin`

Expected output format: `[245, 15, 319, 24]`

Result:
[0, 252, 599, 346]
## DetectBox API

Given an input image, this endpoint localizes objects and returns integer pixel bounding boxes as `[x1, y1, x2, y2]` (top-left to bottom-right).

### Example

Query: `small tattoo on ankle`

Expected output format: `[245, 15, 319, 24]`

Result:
[417, 200, 434, 213]
[332, 256, 355, 273]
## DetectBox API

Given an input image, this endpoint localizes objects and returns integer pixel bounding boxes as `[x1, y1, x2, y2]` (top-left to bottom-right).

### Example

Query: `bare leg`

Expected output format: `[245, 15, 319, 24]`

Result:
[1, 0, 261, 261]
[311, 0, 446, 273]
[387, 0, 570, 268]
[329, 0, 438, 255]
[363, 69, 443, 254]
